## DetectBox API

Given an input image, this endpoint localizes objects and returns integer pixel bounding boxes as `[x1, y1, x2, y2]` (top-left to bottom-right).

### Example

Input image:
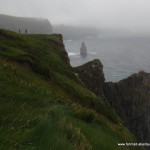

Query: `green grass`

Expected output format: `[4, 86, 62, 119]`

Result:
[0, 29, 141, 150]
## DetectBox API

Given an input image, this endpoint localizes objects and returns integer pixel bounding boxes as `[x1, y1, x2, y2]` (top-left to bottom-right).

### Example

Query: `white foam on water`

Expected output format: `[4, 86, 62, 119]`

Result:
[88, 52, 96, 55]
[67, 40, 73, 42]
[68, 52, 80, 56]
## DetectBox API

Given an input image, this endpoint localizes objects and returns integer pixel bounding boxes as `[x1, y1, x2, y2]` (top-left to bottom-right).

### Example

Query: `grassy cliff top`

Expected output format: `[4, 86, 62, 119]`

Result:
[0, 29, 140, 150]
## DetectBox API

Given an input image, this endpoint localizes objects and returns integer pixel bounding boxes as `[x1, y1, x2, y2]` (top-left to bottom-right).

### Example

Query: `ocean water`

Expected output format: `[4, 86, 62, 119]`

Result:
[64, 35, 150, 82]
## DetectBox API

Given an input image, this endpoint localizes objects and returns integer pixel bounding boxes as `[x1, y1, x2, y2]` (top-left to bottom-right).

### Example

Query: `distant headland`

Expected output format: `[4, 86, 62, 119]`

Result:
[0, 14, 53, 34]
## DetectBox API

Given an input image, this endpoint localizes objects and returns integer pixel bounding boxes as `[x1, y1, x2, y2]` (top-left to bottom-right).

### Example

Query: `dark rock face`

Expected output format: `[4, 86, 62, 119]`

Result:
[74, 59, 105, 98]
[58, 34, 70, 65]
[75, 59, 150, 143]
[50, 34, 70, 66]
[0, 14, 53, 34]
[104, 71, 150, 142]
[80, 42, 87, 57]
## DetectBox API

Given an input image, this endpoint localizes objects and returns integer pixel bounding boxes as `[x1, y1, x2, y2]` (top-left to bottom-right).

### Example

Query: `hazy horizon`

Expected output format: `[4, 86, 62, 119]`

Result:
[0, 0, 150, 33]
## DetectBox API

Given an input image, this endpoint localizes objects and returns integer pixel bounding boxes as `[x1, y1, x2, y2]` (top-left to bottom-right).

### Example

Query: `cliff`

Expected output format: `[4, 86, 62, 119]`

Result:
[75, 58, 150, 145]
[0, 14, 53, 34]
[104, 71, 150, 143]
[74, 59, 105, 98]
[0, 29, 139, 150]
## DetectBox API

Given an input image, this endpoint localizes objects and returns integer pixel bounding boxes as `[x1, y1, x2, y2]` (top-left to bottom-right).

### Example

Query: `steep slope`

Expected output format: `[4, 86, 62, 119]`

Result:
[75, 58, 150, 146]
[104, 71, 150, 143]
[0, 14, 53, 34]
[0, 29, 140, 150]
[74, 59, 105, 98]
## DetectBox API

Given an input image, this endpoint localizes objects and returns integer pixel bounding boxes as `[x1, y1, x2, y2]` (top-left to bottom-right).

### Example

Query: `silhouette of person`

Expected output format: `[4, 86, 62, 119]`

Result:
[25, 29, 27, 34]
[19, 29, 21, 34]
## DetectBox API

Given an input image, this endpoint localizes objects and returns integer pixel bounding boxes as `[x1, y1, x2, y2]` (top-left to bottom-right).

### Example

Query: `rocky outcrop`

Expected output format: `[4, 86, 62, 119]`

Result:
[0, 14, 53, 34]
[75, 60, 150, 143]
[74, 59, 105, 98]
[104, 71, 150, 142]
[80, 42, 87, 57]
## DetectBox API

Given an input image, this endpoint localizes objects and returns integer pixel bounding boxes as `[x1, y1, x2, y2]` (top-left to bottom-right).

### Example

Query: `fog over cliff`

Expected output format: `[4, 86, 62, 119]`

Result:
[0, 0, 150, 33]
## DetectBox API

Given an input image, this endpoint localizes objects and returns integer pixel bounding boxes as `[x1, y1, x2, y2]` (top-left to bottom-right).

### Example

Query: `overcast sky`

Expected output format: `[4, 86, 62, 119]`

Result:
[0, 0, 150, 31]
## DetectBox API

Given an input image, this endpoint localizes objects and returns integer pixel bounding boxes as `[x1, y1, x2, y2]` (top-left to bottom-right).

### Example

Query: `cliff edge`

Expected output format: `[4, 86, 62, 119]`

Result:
[75, 58, 150, 145]
[104, 71, 150, 143]
[74, 59, 105, 98]
[0, 29, 139, 150]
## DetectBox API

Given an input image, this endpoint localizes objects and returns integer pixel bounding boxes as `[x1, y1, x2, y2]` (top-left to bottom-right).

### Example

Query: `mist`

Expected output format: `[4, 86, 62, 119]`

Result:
[0, 0, 150, 32]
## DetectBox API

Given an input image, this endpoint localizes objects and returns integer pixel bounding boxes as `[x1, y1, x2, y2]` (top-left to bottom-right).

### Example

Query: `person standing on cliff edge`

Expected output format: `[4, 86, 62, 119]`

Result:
[25, 29, 27, 34]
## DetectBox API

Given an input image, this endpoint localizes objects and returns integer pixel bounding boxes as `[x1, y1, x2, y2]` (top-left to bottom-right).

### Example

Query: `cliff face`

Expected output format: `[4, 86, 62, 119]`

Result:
[104, 71, 150, 142]
[74, 59, 105, 98]
[75, 60, 150, 143]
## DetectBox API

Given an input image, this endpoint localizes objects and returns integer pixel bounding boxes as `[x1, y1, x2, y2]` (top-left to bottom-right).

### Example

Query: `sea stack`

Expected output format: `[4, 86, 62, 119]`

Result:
[80, 41, 87, 57]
